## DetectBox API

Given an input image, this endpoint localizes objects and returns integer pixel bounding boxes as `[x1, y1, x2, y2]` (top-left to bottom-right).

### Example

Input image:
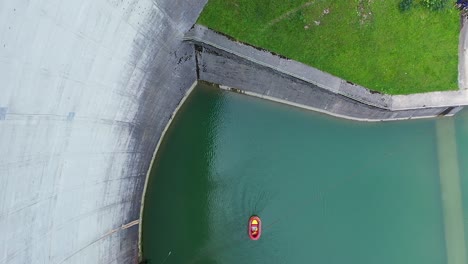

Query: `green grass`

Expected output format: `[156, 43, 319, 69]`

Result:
[198, 0, 460, 95]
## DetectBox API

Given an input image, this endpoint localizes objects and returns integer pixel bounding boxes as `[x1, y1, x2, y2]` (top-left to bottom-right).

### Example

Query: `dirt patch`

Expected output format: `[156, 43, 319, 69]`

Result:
[304, 7, 331, 29]
[357, 0, 374, 26]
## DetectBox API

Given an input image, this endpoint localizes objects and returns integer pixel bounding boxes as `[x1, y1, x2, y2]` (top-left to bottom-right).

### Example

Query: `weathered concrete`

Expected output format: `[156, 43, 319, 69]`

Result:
[460, 14, 468, 90]
[0, 0, 206, 263]
[185, 25, 468, 119]
[184, 25, 393, 109]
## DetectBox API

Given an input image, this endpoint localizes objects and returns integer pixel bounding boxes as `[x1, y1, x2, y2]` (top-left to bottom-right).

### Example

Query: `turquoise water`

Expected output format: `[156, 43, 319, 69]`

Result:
[142, 82, 468, 264]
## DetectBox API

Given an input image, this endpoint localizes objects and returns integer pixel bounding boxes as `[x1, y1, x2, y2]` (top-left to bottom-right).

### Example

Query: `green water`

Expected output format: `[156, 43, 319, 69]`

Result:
[142, 82, 468, 264]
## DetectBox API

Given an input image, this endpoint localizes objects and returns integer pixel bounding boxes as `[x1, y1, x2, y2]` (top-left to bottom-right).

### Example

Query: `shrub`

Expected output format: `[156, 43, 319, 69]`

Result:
[399, 0, 414, 12]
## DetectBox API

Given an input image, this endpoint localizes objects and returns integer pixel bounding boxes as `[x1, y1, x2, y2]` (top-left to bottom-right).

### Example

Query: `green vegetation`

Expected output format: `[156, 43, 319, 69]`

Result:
[400, 0, 450, 12]
[420, 0, 449, 10]
[399, 0, 414, 12]
[198, 0, 460, 94]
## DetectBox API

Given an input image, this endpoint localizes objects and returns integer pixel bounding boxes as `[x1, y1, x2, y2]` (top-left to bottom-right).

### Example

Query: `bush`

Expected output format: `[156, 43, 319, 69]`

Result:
[399, 0, 414, 12]
[420, 0, 448, 10]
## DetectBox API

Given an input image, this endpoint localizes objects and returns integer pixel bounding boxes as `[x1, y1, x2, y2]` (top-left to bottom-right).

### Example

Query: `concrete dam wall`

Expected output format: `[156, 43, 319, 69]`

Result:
[0, 0, 206, 263]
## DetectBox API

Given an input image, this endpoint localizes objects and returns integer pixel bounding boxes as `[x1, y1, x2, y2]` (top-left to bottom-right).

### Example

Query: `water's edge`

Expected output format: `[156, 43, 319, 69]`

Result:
[138, 81, 198, 261]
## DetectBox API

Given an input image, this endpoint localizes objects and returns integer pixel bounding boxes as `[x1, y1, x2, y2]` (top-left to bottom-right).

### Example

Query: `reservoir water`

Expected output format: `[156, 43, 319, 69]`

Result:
[142, 82, 468, 264]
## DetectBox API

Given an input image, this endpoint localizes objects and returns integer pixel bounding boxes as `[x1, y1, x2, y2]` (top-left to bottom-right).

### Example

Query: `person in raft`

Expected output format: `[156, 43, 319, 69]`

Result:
[251, 219, 259, 236]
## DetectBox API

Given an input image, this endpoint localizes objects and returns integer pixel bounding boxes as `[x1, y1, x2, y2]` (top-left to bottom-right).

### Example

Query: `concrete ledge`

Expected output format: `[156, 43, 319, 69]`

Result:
[218, 84, 450, 122]
[185, 25, 468, 112]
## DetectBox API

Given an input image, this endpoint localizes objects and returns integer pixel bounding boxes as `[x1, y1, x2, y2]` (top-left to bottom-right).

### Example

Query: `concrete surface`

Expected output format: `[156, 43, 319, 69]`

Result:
[460, 14, 468, 90]
[186, 25, 468, 114]
[0, 0, 206, 263]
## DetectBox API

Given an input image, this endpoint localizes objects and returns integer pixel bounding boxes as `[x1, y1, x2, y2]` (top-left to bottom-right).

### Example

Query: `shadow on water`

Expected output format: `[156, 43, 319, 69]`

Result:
[142, 83, 226, 264]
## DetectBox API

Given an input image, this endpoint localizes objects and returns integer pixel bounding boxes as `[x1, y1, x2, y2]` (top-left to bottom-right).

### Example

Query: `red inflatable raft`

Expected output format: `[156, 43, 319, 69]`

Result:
[248, 216, 262, 240]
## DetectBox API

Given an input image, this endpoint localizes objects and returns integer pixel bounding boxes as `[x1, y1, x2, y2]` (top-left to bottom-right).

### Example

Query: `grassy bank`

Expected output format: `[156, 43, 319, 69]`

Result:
[198, 0, 459, 94]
